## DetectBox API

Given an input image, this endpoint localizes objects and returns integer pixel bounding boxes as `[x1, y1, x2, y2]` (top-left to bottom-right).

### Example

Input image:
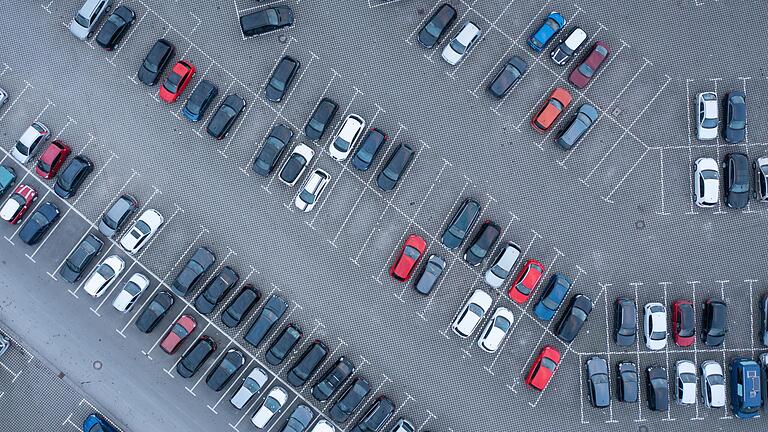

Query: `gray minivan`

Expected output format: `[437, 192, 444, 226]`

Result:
[69, 0, 113, 40]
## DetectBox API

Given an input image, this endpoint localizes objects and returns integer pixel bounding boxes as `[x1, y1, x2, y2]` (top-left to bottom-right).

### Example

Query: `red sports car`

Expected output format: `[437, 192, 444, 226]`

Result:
[390, 234, 427, 281]
[526, 345, 561, 391]
[569, 41, 610, 89]
[508, 259, 545, 304]
[160, 314, 197, 354]
[0, 184, 37, 224]
[531, 87, 572, 132]
[35, 140, 71, 179]
[672, 299, 695, 347]
[159, 60, 196, 103]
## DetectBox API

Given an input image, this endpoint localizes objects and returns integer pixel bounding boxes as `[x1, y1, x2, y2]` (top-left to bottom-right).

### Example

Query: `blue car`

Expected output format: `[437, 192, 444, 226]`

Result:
[533, 273, 572, 321]
[528, 12, 565, 52]
[83, 413, 117, 432]
[729, 358, 762, 419]
[181, 79, 218, 122]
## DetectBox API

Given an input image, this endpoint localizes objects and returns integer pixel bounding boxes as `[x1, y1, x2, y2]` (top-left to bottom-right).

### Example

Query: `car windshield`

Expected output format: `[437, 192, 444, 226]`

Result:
[143, 57, 158, 73]
[75, 13, 90, 27]
[578, 63, 594, 78]
[243, 377, 260, 392]
[491, 265, 509, 279]
[449, 39, 466, 55]
[124, 281, 141, 295]
[264, 397, 280, 412]
[680, 373, 696, 383]
[730, 119, 745, 130]
[701, 169, 718, 180]
[468, 243, 487, 258]
[334, 137, 351, 152]
[467, 303, 483, 317]
[135, 221, 151, 235]
[280, 155, 305, 182]
[425, 21, 442, 37]
[573, 308, 588, 321]
[149, 301, 165, 315]
[707, 374, 724, 385]
[299, 189, 316, 204]
[651, 330, 665, 340]
[270, 77, 286, 92]
[37, 159, 52, 173]
[542, 296, 560, 311]
[30, 212, 47, 227]
[544, 18, 559, 31]
[702, 118, 718, 128]
[15, 141, 30, 156]
[98, 265, 115, 279]
[308, 118, 325, 132]
[164, 72, 181, 93]
[172, 323, 189, 338]
[495, 316, 511, 332]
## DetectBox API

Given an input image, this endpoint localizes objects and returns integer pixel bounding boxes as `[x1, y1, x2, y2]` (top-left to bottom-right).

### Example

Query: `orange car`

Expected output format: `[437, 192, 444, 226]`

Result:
[531, 87, 572, 132]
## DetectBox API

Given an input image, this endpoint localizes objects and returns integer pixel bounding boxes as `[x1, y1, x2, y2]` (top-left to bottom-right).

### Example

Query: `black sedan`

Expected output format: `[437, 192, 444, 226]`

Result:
[265, 324, 302, 366]
[556, 104, 598, 150]
[646, 366, 669, 411]
[287, 340, 328, 387]
[18, 202, 60, 245]
[488, 56, 528, 98]
[171, 247, 216, 296]
[194, 266, 239, 315]
[722, 152, 749, 209]
[177, 336, 217, 378]
[252, 124, 293, 176]
[440, 198, 481, 249]
[206, 349, 245, 391]
[283, 405, 313, 432]
[617, 361, 638, 403]
[182, 79, 218, 122]
[60, 233, 103, 283]
[464, 221, 500, 266]
[221, 285, 260, 328]
[207, 94, 246, 140]
[95, 5, 135, 50]
[98, 194, 138, 238]
[414, 254, 446, 295]
[377, 143, 414, 191]
[265, 56, 300, 103]
[240, 6, 294, 37]
[723, 90, 746, 144]
[586, 356, 610, 408]
[352, 397, 394, 432]
[304, 98, 338, 141]
[556, 294, 593, 343]
[135, 290, 174, 333]
[244, 295, 288, 347]
[330, 377, 370, 423]
[351, 128, 387, 171]
[312, 357, 355, 401]
[702, 299, 727, 347]
[137, 39, 175, 86]
[54, 156, 93, 199]
[613, 297, 636, 346]
[417, 3, 457, 49]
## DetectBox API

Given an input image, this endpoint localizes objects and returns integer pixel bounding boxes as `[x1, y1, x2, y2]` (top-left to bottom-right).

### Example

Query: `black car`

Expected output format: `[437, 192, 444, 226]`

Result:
[171, 247, 216, 296]
[722, 152, 749, 209]
[265, 324, 302, 366]
[286, 340, 328, 387]
[240, 6, 294, 37]
[265, 56, 300, 103]
[206, 349, 245, 391]
[177, 336, 217, 378]
[414, 254, 446, 295]
[586, 356, 610, 408]
[221, 285, 260, 328]
[329, 377, 370, 423]
[702, 299, 727, 347]
[282, 404, 313, 432]
[376, 143, 414, 191]
[279, 145, 312, 186]
[95, 5, 135, 50]
[135, 291, 174, 333]
[463, 221, 500, 266]
[182, 79, 218, 122]
[617, 361, 638, 403]
[304, 98, 338, 141]
[351, 397, 395, 432]
[351, 128, 387, 171]
[60, 233, 103, 283]
[440, 198, 481, 249]
[54, 156, 93, 199]
[253, 124, 293, 176]
[137, 39, 175, 86]
[312, 356, 354, 401]
[613, 297, 637, 346]
[244, 295, 288, 347]
[487, 55, 528, 98]
[646, 366, 669, 411]
[18, 202, 59, 245]
[762, 294, 768, 347]
[556, 294, 593, 343]
[723, 90, 746, 144]
[194, 266, 239, 315]
[417, 3, 457, 49]
[207, 94, 246, 140]
[556, 104, 598, 150]
[98, 194, 138, 238]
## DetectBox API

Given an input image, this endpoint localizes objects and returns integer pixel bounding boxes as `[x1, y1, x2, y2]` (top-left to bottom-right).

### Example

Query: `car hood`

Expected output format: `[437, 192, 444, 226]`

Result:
[441, 45, 462, 65]
[455, 313, 481, 336]
[69, 20, 89, 40]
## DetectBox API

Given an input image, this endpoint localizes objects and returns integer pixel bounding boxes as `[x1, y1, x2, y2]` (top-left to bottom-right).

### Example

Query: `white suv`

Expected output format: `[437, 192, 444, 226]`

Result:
[696, 92, 718, 140]
[329, 114, 365, 161]
[441, 21, 481, 65]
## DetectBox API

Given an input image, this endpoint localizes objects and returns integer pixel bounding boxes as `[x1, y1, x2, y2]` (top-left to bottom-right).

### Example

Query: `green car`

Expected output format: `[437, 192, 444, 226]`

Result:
[0, 165, 16, 195]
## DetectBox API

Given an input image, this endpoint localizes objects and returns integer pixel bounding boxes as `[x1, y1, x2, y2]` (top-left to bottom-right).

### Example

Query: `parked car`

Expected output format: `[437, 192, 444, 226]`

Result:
[616, 361, 638, 403]
[253, 124, 293, 177]
[464, 221, 500, 266]
[95, 5, 135, 50]
[304, 98, 338, 141]
[206, 349, 245, 391]
[279, 143, 315, 187]
[182, 80, 218, 122]
[82, 413, 117, 432]
[69, 0, 113, 40]
[135, 290, 174, 333]
[488, 56, 527, 98]
[700, 360, 725, 408]
[159, 60, 196, 103]
[295, 169, 330, 212]
[377, 143, 414, 191]
[550, 27, 588, 65]
[477, 307, 514, 353]
[701, 299, 727, 347]
[568, 42, 610, 89]
[390, 234, 426, 281]
[312, 356, 355, 401]
[533, 273, 572, 321]
[351, 397, 395, 432]
[0, 88, 7, 108]
[389, 419, 414, 432]
[207, 94, 246, 140]
[194, 266, 239, 314]
[111, 272, 150, 312]
[351, 129, 388, 171]
[556, 104, 598, 150]
[417, 3, 457, 49]
[119, 209, 163, 254]
[696, 92, 719, 140]
[160, 314, 197, 354]
[722, 152, 749, 209]
[754, 157, 768, 202]
[252, 386, 288, 428]
[483, 242, 520, 289]
[244, 295, 288, 347]
[18, 202, 60, 245]
[329, 378, 370, 423]
[508, 259, 544, 304]
[646, 366, 669, 411]
[171, 247, 216, 296]
[99, 194, 138, 238]
[54, 156, 93, 199]
[586, 356, 610, 408]
[266, 56, 300, 103]
[723, 90, 746, 143]
[414, 254, 446, 295]
[532, 87, 572, 132]
[762, 294, 768, 346]
[556, 294, 593, 343]
[526, 345, 560, 391]
[643, 302, 667, 350]
[671, 300, 695, 347]
[221, 285, 260, 328]
[265, 324, 302, 366]
[230, 367, 268, 409]
[282, 404, 314, 432]
[675, 360, 697, 405]
[35, 140, 71, 179]
[137, 39, 175, 86]
[0, 165, 15, 196]
[440, 198, 481, 249]
[451, 289, 492, 337]
[329, 114, 365, 161]
[528, 12, 565, 52]
[177, 335, 217, 378]
[60, 233, 103, 283]
[0, 335, 10, 358]
[240, 6, 294, 37]
[83, 255, 125, 298]
[287, 340, 328, 387]
[0, 184, 36, 224]
[441, 21, 481, 65]
[613, 297, 637, 346]
[12, 122, 50, 164]
[693, 157, 720, 208]
[729, 358, 761, 418]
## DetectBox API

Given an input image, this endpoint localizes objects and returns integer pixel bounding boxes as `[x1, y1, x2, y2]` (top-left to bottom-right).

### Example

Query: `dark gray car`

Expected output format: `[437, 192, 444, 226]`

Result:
[440, 198, 481, 249]
[617, 361, 638, 403]
[60, 233, 103, 283]
[487, 56, 527, 98]
[253, 124, 293, 177]
[171, 247, 216, 296]
[281, 404, 313, 432]
[556, 104, 598, 150]
[415, 255, 446, 295]
[586, 356, 610, 408]
[376, 143, 415, 191]
[99, 194, 138, 237]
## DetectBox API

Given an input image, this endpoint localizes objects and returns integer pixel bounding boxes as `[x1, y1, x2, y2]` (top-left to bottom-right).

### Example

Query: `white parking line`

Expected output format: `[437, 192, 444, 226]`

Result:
[73, 151, 117, 205]
[137, 203, 183, 259]
[33, 98, 55, 123]
[54, 116, 77, 141]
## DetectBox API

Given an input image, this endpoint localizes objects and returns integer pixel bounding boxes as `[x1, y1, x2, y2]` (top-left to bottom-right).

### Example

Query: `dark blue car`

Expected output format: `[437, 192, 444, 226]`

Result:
[182, 79, 218, 122]
[528, 12, 565, 52]
[83, 413, 117, 432]
[729, 358, 761, 419]
[533, 273, 572, 321]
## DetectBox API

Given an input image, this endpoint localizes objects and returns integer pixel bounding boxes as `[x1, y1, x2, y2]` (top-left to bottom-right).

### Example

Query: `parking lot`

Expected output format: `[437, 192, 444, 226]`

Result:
[1, 0, 767, 431]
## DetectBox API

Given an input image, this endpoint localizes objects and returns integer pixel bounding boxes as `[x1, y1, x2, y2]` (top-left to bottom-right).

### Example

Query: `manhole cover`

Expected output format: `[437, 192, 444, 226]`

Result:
[92, 360, 102, 370]
[612, 107, 622, 116]
[634, 220, 645, 230]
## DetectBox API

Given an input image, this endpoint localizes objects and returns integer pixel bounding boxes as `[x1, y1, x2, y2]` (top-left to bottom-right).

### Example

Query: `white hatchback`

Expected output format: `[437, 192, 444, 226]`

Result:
[12, 122, 50, 164]
[112, 273, 149, 312]
[230, 368, 268, 410]
[484, 242, 521, 289]
[451, 289, 492, 338]
[700, 360, 725, 408]
[477, 307, 514, 353]
[441, 21, 481, 65]
[251, 386, 288, 428]
[309, 419, 335, 432]
[643, 302, 667, 351]
[83, 255, 125, 298]
[295, 169, 330, 212]
[120, 209, 164, 254]
[328, 114, 365, 161]
[693, 157, 720, 207]
[696, 92, 719, 140]
[675, 360, 697, 405]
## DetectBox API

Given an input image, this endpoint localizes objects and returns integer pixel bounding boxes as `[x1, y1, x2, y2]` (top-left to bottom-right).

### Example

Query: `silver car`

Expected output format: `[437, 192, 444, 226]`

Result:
[230, 368, 268, 410]
[12, 122, 50, 164]
[484, 242, 521, 289]
[753, 157, 768, 201]
[295, 169, 330, 212]
[69, 0, 114, 40]
[441, 21, 481, 65]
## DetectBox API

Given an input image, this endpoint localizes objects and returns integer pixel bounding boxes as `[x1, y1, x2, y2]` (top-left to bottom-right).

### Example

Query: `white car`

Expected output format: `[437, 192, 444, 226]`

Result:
[477, 307, 514, 353]
[279, 143, 315, 187]
[451, 289, 492, 338]
[251, 386, 288, 428]
[310, 419, 335, 432]
[484, 242, 521, 289]
[643, 302, 667, 351]
[328, 114, 365, 161]
[441, 21, 481, 65]
[230, 368, 268, 410]
[693, 157, 720, 208]
[12, 122, 50, 164]
[120, 209, 164, 254]
[753, 156, 768, 202]
[111, 273, 150, 312]
[696, 92, 719, 140]
[675, 360, 697, 405]
[700, 360, 725, 408]
[295, 169, 330, 212]
[83, 255, 125, 298]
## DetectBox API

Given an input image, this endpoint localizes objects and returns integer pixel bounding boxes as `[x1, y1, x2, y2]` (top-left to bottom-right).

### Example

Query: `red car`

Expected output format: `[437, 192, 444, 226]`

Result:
[569, 41, 610, 89]
[508, 259, 545, 304]
[526, 345, 561, 391]
[160, 314, 197, 354]
[159, 60, 196, 103]
[0, 184, 37, 224]
[390, 234, 427, 281]
[531, 87, 572, 132]
[35, 140, 71, 179]
[672, 299, 695, 347]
